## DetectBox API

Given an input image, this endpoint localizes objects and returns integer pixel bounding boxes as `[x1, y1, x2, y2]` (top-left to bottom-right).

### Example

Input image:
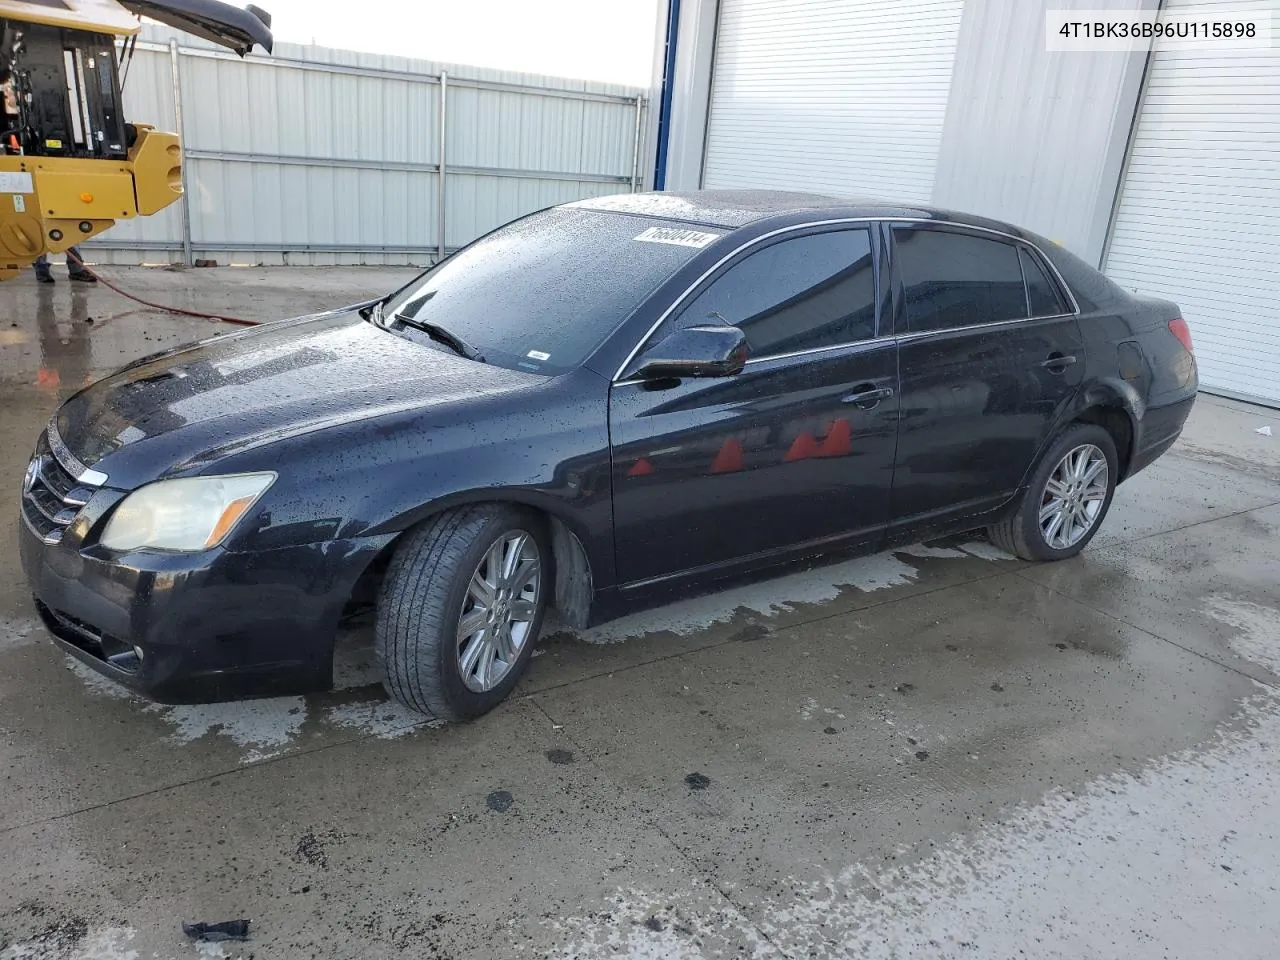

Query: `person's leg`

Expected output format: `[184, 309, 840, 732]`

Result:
[67, 246, 96, 282]
[32, 254, 53, 283]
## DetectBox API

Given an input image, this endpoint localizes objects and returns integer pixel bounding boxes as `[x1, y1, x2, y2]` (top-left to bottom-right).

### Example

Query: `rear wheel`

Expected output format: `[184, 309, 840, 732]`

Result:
[987, 424, 1118, 561]
[376, 505, 548, 720]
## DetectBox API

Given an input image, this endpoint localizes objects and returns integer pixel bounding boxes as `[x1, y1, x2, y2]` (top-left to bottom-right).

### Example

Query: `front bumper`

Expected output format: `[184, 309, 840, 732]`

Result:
[20, 514, 393, 703]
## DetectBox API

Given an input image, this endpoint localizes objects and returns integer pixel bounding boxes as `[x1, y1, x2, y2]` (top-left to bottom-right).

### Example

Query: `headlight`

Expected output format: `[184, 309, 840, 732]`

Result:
[100, 473, 275, 552]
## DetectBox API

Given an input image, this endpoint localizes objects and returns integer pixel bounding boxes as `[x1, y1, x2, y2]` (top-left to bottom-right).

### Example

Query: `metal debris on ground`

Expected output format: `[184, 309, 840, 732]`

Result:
[181, 919, 251, 942]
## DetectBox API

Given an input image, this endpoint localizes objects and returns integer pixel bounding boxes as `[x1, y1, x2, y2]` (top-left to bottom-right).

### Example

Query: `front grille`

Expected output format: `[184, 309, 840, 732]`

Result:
[21, 429, 102, 544]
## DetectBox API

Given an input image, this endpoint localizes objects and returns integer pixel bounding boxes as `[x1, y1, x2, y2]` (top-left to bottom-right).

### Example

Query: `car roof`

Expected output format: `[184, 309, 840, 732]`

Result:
[568, 189, 1030, 238]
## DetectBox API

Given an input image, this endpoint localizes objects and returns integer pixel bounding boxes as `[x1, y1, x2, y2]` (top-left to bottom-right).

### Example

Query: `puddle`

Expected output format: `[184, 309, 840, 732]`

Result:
[0, 923, 140, 960]
[954, 540, 1016, 561]
[62, 658, 431, 763]
[575, 543, 1012, 644]
[1204, 596, 1280, 673]
[156, 698, 308, 762]
[538, 884, 767, 960]
[56, 538, 1015, 760]
[326, 699, 437, 739]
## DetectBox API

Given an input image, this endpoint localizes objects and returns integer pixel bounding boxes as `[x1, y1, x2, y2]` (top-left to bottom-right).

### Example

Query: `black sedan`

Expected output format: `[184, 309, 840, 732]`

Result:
[19, 191, 1197, 719]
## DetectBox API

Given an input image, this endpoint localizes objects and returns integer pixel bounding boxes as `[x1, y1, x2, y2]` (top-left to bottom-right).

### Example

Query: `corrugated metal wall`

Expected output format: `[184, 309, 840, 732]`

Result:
[931, 0, 1157, 262]
[701, 0, 965, 200]
[92, 27, 645, 267]
[665, 0, 1156, 266]
[1104, 0, 1280, 406]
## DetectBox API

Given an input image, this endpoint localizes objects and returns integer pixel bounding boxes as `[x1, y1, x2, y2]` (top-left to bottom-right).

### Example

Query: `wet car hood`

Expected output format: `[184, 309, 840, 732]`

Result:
[54, 308, 541, 486]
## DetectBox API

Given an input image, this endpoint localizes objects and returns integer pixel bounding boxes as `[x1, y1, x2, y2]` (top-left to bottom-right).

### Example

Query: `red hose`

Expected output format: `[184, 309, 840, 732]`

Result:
[63, 249, 262, 327]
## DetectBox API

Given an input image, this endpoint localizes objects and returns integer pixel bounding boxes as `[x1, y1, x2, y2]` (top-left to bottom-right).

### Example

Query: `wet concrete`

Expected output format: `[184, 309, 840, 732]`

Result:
[1, 267, 1278, 958]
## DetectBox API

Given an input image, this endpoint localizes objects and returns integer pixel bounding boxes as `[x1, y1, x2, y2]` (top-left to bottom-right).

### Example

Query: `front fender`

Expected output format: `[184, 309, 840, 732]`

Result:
[214, 368, 619, 589]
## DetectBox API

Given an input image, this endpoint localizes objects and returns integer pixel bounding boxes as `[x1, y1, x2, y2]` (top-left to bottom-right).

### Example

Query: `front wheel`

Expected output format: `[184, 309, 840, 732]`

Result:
[375, 505, 549, 720]
[986, 424, 1118, 562]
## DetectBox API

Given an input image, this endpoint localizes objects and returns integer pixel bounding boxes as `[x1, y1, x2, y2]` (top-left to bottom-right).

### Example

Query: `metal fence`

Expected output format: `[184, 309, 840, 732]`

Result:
[89, 27, 647, 267]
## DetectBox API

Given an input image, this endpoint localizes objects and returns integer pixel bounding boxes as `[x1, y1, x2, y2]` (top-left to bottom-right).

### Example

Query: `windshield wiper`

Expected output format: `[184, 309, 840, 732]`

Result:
[392, 313, 486, 362]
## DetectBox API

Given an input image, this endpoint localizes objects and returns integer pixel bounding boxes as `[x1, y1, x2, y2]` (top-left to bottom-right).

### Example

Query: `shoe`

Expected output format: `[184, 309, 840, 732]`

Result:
[69, 271, 96, 283]
[34, 271, 54, 284]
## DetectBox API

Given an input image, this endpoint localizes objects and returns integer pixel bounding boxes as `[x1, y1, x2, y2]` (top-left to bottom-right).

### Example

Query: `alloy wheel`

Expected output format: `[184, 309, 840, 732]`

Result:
[456, 529, 541, 693]
[1039, 443, 1109, 550]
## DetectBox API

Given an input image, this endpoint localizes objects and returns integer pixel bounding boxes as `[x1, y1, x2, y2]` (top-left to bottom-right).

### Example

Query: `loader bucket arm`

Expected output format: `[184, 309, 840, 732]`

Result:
[119, 0, 272, 55]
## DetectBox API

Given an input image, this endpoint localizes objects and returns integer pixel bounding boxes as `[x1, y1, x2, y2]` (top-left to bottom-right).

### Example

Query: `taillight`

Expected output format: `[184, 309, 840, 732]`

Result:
[1168, 317, 1193, 356]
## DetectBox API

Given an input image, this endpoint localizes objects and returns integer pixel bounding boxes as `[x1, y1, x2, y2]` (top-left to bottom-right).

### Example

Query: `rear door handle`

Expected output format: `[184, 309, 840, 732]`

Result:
[842, 384, 895, 408]
[1038, 353, 1077, 372]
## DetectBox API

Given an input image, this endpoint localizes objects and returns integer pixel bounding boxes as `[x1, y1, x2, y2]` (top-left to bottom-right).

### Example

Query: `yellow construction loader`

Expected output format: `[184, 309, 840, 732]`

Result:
[0, 0, 271, 280]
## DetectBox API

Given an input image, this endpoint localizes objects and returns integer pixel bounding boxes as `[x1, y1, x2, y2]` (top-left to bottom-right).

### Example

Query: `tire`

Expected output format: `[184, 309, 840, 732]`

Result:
[375, 504, 550, 720]
[986, 423, 1118, 562]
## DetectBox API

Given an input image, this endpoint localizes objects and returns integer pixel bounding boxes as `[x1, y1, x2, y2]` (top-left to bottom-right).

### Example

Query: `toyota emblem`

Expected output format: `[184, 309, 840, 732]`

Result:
[22, 457, 39, 495]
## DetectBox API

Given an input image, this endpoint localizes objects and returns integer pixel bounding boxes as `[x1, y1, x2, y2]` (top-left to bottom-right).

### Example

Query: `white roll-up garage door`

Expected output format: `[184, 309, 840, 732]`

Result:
[701, 0, 964, 201]
[1104, 0, 1280, 407]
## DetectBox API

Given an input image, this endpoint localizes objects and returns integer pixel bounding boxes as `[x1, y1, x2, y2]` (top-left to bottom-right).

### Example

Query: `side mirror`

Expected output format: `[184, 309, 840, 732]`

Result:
[634, 325, 749, 380]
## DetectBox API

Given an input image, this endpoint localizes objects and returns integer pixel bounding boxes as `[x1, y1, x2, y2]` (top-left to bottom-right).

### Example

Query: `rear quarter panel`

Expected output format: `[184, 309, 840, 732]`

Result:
[1039, 239, 1196, 476]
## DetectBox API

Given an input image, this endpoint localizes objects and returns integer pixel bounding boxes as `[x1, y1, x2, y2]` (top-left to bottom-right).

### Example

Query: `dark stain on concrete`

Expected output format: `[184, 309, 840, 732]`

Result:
[991, 682, 1005, 692]
[684, 772, 711, 791]
[486, 790, 514, 812]
[895, 683, 915, 694]
[915, 750, 930, 761]
[824, 726, 837, 735]
[293, 829, 348, 870]
[356, 904, 454, 954]
[731, 623, 770, 643]
[544, 748, 575, 765]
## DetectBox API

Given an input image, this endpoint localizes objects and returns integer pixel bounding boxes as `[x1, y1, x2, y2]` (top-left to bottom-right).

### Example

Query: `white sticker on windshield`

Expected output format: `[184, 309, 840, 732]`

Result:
[633, 226, 720, 248]
[527, 350, 551, 361]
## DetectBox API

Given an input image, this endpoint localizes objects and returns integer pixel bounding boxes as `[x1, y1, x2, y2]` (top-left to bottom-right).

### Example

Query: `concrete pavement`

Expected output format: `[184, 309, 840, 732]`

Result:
[1, 266, 1278, 959]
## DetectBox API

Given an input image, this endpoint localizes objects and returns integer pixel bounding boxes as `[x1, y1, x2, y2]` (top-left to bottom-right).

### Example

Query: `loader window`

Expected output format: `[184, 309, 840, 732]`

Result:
[1, 25, 127, 158]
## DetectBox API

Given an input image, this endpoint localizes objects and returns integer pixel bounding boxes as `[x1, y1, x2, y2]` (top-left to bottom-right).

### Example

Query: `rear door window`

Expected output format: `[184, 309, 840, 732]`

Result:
[674, 228, 878, 357]
[1019, 246, 1070, 317]
[893, 227, 1027, 332]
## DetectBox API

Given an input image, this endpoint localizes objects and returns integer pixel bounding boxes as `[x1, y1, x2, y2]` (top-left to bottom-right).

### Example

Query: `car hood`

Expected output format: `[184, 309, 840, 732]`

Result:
[54, 308, 541, 486]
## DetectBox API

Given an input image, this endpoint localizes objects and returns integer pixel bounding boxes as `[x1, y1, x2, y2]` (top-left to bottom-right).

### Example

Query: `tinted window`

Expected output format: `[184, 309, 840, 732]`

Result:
[1020, 246, 1070, 317]
[676, 229, 877, 357]
[894, 228, 1026, 332]
[383, 208, 711, 374]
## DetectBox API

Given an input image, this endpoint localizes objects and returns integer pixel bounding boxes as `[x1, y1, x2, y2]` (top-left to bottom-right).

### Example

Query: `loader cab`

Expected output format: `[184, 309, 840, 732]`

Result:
[0, 0, 271, 280]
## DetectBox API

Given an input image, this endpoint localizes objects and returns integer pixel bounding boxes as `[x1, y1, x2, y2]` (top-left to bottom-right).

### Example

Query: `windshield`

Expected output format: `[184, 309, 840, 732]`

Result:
[381, 207, 719, 374]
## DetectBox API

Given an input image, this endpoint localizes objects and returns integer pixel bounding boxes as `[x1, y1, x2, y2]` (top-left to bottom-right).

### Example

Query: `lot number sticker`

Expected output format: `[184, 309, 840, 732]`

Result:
[633, 226, 720, 248]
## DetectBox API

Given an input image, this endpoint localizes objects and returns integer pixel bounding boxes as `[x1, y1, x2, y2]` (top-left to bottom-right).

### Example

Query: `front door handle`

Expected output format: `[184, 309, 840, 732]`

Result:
[1038, 353, 1078, 373]
[842, 384, 895, 408]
